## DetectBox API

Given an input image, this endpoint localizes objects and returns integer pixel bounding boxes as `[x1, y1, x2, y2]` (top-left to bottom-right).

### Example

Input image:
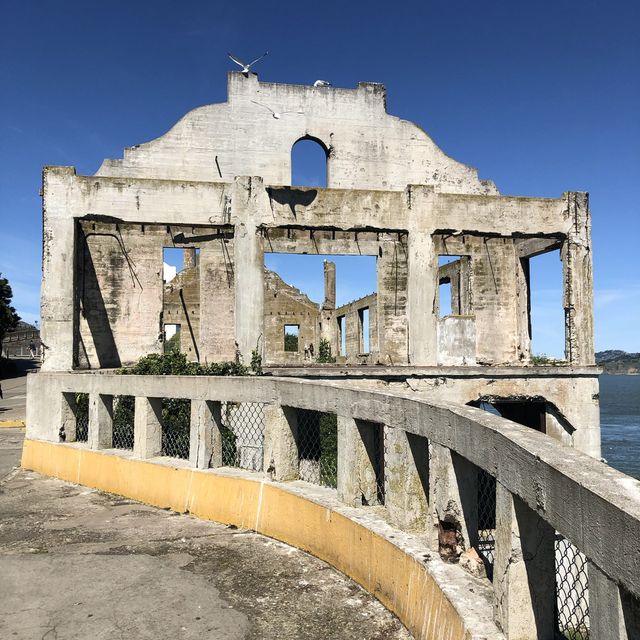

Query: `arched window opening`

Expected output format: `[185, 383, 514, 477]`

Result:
[291, 137, 328, 188]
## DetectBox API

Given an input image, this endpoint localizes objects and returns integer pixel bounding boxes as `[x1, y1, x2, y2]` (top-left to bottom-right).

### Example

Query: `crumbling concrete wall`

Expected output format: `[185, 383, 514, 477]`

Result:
[264, 270, 320, 365]
[335, 293, 378, 364]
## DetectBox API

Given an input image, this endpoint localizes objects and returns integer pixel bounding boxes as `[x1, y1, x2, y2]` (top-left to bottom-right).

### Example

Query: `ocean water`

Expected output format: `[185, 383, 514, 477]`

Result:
[599, 374, 640, 479]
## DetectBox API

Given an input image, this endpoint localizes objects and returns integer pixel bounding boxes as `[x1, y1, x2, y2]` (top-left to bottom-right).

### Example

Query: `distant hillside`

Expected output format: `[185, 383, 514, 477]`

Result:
[596, 350, 640, 374]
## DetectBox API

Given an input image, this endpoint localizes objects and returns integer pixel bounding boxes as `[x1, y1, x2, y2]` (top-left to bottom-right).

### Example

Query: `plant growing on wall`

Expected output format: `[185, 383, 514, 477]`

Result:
[317, 338, 336, 363]
[93, 352, 250, 457]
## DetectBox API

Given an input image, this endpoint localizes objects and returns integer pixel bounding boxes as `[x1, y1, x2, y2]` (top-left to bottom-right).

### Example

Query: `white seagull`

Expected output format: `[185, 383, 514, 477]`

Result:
[313, 80, 331, 87]
[250, 100, 303, 120]
[228, 52, 269, 75]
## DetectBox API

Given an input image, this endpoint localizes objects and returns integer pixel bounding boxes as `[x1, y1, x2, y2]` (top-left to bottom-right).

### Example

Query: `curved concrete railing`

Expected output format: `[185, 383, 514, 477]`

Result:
[23, 372, 640, 640]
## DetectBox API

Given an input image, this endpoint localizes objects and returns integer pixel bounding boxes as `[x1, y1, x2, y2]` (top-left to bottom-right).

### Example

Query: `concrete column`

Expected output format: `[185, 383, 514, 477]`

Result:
[41, 167, 77, 371]
[384, 426, 429, 533]
[263, 404, 299, 481]
[133, 396, 163, 459]
[189, 400, 223, 469]
[88, 393, 113, 449]
[429, 444, 478, 555]
[199, 239, 236, 362]
[563, 191, 594, 366]
[60, 392, 77, 442]
[376, 235, 409, 365]
[233, 176, 265, 365]
[406, 185, 437, 366]
[323, 260, 336, 310]
[337, 417, 378, 507]
[589, 562, 640, 640]
[494, 482, 556, 640]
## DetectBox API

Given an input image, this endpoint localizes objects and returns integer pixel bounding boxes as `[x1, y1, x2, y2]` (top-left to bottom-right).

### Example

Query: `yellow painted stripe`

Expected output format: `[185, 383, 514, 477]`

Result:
[21, 439, 470, 640]
[0, 420, 25, 428]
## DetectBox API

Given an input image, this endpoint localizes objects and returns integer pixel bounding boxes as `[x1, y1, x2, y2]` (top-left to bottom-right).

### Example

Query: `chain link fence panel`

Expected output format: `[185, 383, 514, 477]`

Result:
[161, 398, 191, 460]
[113, 395, 135, 450]
[372, 421, 385, 505]
[477, 468, 496, 579]
[220, 402, 266, 471]
[297, 410, 337, 488]
[74, 393, 89, 443]
[556, 534, 590, 639]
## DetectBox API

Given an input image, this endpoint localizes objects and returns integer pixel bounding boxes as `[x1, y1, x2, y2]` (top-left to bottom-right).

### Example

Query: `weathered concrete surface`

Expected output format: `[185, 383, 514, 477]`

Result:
[0, 436, 410, 640]
[0, 428, 23, 479]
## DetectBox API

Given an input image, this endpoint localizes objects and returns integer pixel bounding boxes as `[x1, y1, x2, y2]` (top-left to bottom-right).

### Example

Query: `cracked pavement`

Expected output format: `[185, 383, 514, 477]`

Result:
[0, 430, 412, 639]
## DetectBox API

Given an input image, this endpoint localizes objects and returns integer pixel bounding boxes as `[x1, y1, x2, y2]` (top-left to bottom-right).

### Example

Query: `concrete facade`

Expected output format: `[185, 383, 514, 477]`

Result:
[30, 72, 612, 639]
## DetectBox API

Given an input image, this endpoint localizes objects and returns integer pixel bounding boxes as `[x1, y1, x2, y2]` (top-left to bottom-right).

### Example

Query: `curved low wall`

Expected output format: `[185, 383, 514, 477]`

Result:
[21, 438, 501, 640]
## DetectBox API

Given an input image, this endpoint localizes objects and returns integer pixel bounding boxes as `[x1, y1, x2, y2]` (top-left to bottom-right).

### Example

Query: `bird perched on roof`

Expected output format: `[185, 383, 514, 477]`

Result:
[313, 80, 331, 87]
[250, 100, 303, 120]
[228, 52, 269, 76]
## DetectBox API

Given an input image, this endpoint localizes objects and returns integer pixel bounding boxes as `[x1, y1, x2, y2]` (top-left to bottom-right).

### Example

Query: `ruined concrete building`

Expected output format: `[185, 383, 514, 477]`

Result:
[40, 72, 599, 455]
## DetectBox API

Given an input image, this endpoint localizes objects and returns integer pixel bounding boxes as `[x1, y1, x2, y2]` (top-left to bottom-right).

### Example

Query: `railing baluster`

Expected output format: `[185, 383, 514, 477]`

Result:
[384, 426, 429, 533]
[189, 400, 221, 469]
[337, 416, 378, 507]
[133, 396, 162, 459]
[88, 393, 113, 449]
[263, 404, 299, 481]
[494, 482, 556, 639]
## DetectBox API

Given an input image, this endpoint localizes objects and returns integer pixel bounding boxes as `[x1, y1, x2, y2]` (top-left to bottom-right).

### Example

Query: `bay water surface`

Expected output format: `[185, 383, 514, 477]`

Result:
[599, 374, 640, 479]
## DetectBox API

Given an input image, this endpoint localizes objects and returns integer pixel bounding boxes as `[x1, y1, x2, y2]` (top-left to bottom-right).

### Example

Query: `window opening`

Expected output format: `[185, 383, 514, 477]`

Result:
[284, 324, 299, 352]
[164, 324, 181, 353]
[526, 249, 564, 360]
[359, 307, 370, 353]
[338, 316, 346, 356]
[291, 138, 327, 187]
[438, 255, 470, 317]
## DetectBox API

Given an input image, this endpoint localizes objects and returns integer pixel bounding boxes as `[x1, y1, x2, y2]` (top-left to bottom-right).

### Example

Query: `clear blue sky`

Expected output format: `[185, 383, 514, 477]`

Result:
[1, 0, 638, 356]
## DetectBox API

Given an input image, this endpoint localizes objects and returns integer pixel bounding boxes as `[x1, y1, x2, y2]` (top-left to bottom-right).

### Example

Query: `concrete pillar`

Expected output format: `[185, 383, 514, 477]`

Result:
[337, 417, 378, 507]
[494, 482, 556, 640]
[589, 562, 640, 640]
[88, 393, 113, 449]
[189, 400, 223, 469]
[41, 167, 77, 371]
[384, 426, 429, 533]
[429, 444, 478, 555]
[199, 239, 236, 362]
[406, 186, 437, 366]
[133, 396, 163, 459]
[233, 176, 265, 365]
[263, 404, 299, 481]
[60, 392, 77, 442]
[322, 260, 336, 310]
[563, 191, 594, 366]
[376, 235, 409, 365]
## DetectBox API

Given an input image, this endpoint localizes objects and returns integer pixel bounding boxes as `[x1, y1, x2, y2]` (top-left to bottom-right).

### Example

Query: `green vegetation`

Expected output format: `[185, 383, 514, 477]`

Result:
[316, 337, 336, 363]
[284, 332, 298, 352]
[164, 331, 180, 354]
[70, 352, 250, 456]
[0, 272, 21, 374]
[319, 412, 338, 487]
[531, 353, 563, 365]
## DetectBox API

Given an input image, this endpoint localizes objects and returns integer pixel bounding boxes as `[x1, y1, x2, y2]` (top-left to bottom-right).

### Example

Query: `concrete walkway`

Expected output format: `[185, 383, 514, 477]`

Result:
[0, 431, 411, 640]
[0, 357, 39, 425]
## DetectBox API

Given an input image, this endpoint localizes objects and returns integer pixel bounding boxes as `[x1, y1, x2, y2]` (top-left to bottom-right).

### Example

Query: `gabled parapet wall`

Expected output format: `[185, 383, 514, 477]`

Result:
[94, 72, 497, 195]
